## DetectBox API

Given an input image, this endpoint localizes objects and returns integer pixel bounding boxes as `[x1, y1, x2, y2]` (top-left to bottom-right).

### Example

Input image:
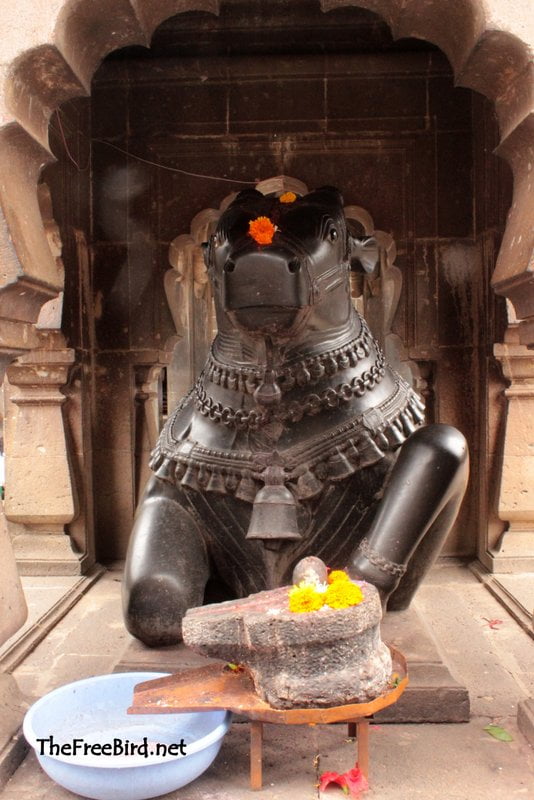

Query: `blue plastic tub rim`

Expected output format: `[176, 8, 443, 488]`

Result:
[23, 672, 232, 769]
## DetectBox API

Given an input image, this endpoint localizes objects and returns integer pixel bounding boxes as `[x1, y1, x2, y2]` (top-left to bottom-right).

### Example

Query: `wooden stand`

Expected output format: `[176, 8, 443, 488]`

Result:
[129, 647, 407, 791]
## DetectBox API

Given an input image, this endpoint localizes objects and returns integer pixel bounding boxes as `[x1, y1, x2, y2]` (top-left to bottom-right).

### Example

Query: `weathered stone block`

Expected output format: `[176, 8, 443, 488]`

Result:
[183, 583, 392, 709]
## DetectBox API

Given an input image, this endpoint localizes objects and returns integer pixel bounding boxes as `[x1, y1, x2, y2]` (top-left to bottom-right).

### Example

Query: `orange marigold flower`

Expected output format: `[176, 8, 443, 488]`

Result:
[248, 216, 276, 245]
[279, 191, 297, 204]
[328, 569, 351, 585]
[289, 584, 325, 613]
[324, 580, 364, 610]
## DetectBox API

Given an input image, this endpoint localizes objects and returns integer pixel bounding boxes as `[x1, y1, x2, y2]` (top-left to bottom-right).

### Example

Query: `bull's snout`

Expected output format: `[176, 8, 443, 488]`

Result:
[222, 247, 310, 336]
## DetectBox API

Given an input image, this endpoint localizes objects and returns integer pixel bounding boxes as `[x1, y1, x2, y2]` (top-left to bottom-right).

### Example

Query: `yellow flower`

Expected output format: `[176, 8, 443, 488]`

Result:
[279, 191, 297, 204]
[289, 584, 325, 613]
[248, 216, 276, 245]
[327, 569, 351, 585]
[324, 580, 364, 610]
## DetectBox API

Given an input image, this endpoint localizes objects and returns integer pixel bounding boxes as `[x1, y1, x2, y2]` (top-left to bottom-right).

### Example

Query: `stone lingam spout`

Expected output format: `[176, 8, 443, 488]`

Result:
[123, 185, 469, 648]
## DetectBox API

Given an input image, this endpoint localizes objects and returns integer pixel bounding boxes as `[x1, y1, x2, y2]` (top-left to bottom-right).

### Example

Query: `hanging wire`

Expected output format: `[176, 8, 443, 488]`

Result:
[93, 138, 257, 185]
[54, 110, 90, 172]
[52, 108, 256, 185]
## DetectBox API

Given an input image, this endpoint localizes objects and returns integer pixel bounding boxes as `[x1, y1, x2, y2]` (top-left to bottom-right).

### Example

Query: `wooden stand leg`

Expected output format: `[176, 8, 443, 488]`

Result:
[356, 719, 370, 778]
[347, 721, 357, 738]
[250, 720, 264, 790]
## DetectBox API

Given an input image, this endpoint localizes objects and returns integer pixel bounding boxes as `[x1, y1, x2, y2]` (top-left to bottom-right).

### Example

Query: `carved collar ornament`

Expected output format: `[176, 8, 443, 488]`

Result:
[150, 374, 425, 507]
[205, 319, 374, 399]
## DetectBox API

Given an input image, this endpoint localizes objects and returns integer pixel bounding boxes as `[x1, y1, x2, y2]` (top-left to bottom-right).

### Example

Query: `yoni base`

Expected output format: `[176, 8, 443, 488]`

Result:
[115, 605, 469, 723]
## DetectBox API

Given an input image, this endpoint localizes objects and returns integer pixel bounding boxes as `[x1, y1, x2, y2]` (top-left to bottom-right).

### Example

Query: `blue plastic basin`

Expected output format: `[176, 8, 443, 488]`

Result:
[23, 672, 231, 800]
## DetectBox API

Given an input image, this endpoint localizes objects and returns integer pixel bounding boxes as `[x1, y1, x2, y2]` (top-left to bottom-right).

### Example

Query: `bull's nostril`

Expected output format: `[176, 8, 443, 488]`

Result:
[224, 260, 236, 273]
[288, 258, 301, 274]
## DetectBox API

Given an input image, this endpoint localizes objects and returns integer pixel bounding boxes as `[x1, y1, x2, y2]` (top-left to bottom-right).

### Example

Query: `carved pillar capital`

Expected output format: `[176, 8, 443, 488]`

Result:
[3, 341, 82, 574]
[494, 341, 534, 386]
[492, 341, 534, 570]
[6, 348, 74, 397]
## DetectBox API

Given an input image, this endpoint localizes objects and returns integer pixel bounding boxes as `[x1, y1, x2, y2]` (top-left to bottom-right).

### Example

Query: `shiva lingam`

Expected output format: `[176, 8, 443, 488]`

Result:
[182, 557, 392, 709]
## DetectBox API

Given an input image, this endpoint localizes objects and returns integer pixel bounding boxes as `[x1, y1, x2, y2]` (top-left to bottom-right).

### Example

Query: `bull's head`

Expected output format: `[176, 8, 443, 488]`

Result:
[203, 186, 378, 345]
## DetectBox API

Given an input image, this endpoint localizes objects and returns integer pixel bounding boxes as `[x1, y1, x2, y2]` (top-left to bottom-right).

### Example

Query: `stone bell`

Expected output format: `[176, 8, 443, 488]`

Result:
[246, 465, 302, 541]
[206, 468, 227, 494]
[327, 447, 356, 480]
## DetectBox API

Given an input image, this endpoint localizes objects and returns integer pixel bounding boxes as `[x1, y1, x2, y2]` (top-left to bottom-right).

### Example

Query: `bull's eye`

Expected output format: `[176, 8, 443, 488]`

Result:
[328, 227, 338, 242]
[224, 260, 236, 273]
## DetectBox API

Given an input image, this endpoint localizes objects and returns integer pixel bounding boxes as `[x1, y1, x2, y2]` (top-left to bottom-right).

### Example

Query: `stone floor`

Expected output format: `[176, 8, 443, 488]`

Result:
[1, 562, 533, 799]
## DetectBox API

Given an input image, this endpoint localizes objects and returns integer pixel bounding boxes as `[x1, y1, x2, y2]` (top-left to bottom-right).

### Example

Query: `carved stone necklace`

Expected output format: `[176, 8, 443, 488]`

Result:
[151, 376, 426, 505]
[194, 348, 386, 430]
[205, 320, 374, 397]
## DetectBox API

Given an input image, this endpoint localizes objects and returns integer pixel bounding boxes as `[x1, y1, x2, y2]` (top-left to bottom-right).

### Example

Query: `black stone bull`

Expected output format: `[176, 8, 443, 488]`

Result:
[123, 186, 468, 646]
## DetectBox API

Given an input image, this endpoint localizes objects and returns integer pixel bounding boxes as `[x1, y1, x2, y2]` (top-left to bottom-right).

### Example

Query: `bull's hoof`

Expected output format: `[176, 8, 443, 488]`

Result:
[123, 576, 187, 647]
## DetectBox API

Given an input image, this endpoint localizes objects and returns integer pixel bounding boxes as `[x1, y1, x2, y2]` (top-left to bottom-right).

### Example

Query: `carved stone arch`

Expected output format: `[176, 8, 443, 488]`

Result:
[0, 0, 532, 361]
[0, 0, 531, 581]
[319, 0, 534, 341]
[344, 206, 424, 395]
[0, 1, 221, 367]
[166, 212, 219, 409]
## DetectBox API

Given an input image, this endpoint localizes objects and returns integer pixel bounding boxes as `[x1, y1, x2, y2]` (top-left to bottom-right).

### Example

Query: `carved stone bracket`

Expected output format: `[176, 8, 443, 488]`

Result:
[346, 206, 424, 393]
[133, 354, 175, 505]
[492, 339, 534, 571]
[3, 334, 81, 575]
[165, 212, 219, 410]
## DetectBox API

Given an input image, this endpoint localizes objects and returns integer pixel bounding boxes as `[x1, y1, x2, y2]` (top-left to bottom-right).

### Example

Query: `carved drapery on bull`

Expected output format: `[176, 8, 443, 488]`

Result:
[123, 186, 468, 647]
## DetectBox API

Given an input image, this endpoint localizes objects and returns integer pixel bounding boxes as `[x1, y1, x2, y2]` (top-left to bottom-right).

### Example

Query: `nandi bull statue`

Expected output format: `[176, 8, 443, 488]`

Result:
[123, 186, 468, 647]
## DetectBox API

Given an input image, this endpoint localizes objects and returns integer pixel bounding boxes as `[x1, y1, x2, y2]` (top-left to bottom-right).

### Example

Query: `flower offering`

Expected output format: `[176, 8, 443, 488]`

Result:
[288, 568, 364, 613]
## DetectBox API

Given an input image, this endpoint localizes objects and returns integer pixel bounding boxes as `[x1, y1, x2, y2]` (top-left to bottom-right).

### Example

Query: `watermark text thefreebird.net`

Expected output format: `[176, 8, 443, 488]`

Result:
[36, 736, 187, 758]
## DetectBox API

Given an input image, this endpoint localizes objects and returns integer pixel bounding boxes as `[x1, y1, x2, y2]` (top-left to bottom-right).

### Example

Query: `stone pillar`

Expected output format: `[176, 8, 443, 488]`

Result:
[3, 334, 81, 575]
[0, 501, 29, 786]
[492, 339, 534, 571]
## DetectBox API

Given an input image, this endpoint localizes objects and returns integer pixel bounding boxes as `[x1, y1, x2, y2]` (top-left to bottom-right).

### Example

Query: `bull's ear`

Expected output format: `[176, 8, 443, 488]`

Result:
[350, 235, 379, 275]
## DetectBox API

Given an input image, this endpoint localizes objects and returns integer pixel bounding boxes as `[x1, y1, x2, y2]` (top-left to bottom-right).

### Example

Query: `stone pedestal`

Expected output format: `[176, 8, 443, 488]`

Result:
[492, 342, 534, 572]
[4, 337, 81, 574]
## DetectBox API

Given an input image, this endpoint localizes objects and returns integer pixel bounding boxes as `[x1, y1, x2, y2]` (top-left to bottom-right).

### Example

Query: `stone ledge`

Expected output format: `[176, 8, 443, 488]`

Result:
[517, 698, 534, 746]
[470, 561, 534, 640]
[0, 565, 106, 672]
[374, 663, 469, 722]
[0, 675, 30, 791]
[0, 730, 28, 792]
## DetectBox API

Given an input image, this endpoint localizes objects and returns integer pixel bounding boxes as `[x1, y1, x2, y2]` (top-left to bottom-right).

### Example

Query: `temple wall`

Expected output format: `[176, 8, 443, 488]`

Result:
[61, 40, 505, 560]
[0, 0, 532, 572]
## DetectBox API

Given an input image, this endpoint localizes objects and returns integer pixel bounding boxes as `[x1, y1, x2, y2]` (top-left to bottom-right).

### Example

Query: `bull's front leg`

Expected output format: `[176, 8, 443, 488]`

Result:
[347, 424, 469, 610]
[122, 476, 209, 646]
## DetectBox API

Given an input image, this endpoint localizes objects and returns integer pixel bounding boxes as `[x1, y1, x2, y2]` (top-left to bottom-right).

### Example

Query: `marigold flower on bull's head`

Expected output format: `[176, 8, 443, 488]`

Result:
[324, 579, 364, 610]
[279, 191, 297, 204]
[248, 216, 276, 245]
[288, 583, 325, 613]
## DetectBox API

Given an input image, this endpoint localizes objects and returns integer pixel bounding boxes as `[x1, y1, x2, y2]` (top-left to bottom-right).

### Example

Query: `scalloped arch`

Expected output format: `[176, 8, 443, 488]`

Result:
[0, 0, 533, 347]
